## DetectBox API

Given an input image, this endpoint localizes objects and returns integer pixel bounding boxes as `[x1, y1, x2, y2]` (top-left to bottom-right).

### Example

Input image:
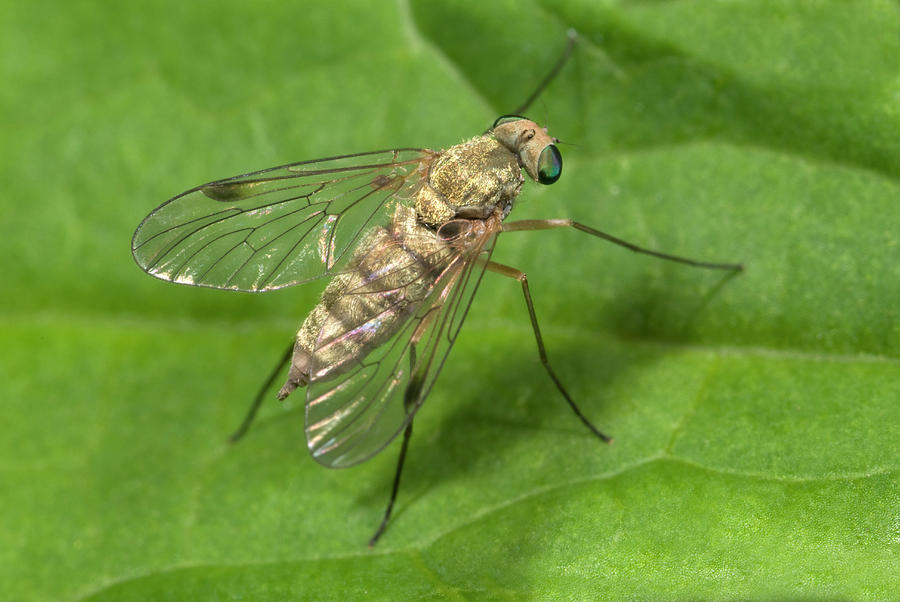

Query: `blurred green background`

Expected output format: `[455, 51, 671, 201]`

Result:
[2, 0, 898, 599]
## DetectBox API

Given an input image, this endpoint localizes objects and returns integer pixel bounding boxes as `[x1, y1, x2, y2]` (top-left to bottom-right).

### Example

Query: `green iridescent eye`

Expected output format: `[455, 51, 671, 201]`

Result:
[492, 114, 526, 128]
[537, 145, 562, 184]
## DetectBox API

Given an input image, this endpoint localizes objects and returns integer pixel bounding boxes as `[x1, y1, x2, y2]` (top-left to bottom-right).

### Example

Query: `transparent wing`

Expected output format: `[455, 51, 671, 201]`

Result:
[131, 149, 434, 291]
[305, 223, 498, 468]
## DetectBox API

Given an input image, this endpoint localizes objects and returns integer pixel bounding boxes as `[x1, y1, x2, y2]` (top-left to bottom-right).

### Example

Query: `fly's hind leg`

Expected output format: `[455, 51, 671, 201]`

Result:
[369, 338, 424, 547]
[486, 261, 613, 443]
[369, 306, 441, 546]
[228, 341, 294, 443]
[369, 419, 414, 547]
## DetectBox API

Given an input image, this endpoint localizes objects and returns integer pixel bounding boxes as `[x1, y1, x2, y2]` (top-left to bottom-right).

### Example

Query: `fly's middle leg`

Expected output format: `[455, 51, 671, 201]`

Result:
[485, 260, 613, 444]
[502, 219, 744, 271]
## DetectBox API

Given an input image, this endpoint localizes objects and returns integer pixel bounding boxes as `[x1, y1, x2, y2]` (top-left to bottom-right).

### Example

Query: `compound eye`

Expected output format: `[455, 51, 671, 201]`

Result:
[492, 114, 526, 129]
[537, 145, 562, 185]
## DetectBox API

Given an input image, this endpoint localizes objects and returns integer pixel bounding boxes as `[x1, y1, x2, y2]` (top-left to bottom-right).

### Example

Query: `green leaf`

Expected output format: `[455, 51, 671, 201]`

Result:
[2, 0, 897, 599]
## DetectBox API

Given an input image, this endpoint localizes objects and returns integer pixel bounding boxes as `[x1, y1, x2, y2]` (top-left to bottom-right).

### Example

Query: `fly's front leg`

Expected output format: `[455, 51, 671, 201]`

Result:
[485, 261, 612, 444]
[502, 219, 744, 271]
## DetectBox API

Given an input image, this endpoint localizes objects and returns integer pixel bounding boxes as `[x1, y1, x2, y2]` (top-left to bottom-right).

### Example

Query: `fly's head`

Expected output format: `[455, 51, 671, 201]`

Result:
[491, 115, 562, 185]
